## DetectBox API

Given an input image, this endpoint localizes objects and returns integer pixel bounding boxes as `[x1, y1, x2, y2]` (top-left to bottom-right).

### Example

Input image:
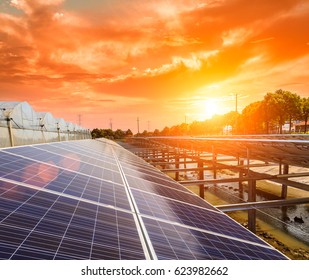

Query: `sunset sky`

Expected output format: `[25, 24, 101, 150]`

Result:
[1, 0, 309, 132]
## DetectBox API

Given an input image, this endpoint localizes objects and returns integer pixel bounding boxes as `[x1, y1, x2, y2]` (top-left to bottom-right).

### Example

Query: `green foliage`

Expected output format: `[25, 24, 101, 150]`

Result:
[91, 128, 131, 140]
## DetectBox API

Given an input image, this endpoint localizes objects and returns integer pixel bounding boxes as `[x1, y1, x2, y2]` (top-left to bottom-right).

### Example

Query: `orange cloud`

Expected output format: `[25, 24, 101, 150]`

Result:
[0, 0, 308, 131]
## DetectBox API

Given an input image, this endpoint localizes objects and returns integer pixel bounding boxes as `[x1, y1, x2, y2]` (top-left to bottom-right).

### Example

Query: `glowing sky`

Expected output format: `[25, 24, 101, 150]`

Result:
[1, 0, 309, 131]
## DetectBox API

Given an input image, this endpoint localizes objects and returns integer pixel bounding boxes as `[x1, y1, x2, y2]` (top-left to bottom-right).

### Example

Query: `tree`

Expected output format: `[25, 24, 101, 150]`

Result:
[91, 128, 101, 139]
[279, 89, 301, 133]
[125, 129, 133, 137]
[241, 101, 264, 134]
[301, 97, 309, 133]
[263, 90, 291, 134]
[222, 111, 240, 134]
[141, 130, 149, 137]
[153, 129, 160, 136]
[114, 129, 125, 139]
[161, 126, 170, 136]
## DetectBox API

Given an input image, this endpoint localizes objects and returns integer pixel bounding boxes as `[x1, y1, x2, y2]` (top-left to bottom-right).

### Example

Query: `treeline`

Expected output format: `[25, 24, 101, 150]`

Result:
[141, 89, 309, 136]
[91, 128, 133, 139]
[91, 89, 309, 138]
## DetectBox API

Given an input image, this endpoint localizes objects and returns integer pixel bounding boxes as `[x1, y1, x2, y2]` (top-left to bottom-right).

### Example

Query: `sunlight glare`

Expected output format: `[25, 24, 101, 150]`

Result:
[203, 99, 218, 119]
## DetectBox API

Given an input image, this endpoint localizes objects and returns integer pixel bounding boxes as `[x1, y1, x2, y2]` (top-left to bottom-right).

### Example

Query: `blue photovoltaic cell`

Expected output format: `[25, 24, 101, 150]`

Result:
[126, 175, 210, 208]
[7, 144, 116, 169]
[60, 141, 116, 159]
[3, 146, 123, 185]
[0, 181, 145, 260]
[122, 166, 192, 193]
[0, 153, 130, 210]
[132, 189, 266, 245]
[120, 160, 164, 175]
[142, 217, 286, 260]
[36, 143, 118, 167]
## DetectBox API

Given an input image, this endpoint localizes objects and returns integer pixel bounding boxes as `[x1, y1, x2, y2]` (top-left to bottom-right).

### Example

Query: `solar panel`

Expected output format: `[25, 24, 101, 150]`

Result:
[3, 146, 122, 184]
[142, 217, 285, 260]
[0, 180, 145, 260]
[126, 175, 211, 208]
[0, 139, 288, 260]
[131, 189, 265, 244]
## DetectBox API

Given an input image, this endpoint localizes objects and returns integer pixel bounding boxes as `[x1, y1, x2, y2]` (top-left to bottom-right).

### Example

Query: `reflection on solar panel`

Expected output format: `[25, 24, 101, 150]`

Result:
[0, 139, 288, 260]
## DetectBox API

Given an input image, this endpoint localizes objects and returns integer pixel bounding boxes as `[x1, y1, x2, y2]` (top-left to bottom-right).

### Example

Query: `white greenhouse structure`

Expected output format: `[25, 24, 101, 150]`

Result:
[0, 101, 91, 148]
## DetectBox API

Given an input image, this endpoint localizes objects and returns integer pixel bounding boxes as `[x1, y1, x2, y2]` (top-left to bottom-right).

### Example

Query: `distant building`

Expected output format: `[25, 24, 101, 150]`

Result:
[281, 122, 294, 133]
[294, 121, 309, 133]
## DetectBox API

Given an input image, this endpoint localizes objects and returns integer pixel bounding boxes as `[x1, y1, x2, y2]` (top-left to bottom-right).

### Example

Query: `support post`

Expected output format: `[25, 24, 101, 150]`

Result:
[175, 154, 180, 181]
[7, 117, 14, 147]
[212, 146, 217, 179]
[239, 159, 244, 192]
[183, 150, 187, 169]
[198, 159, 205, 199]
[248, 179, 257, 233]
[246, 147, 256, 233]
[281, 164, 289, 198]
[162, 150, 166, 170]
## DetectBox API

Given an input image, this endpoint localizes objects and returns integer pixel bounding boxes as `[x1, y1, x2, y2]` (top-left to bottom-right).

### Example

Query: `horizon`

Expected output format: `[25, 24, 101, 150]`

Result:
[1, 0, 309, 133]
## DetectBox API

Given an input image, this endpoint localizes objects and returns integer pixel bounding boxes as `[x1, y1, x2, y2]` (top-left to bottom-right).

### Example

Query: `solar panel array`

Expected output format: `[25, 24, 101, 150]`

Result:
[0, 139, 288, 260]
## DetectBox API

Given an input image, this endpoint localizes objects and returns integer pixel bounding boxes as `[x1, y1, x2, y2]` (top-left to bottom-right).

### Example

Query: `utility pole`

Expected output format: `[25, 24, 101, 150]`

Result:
[137, 117, 140, 134]
[147, 120, 150, 131]
[235, 93, 238, 113]
[109, 118, 113, 130]
[78, 114, 82, 126]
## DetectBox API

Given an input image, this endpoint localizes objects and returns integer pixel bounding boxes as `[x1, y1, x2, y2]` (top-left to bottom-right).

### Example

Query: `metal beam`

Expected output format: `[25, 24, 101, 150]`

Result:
[217, 197, 309, 212]
[179, 176, 269, 185]
[179, 174, 309, 191]
[160, 163, 278, 173]
[149, 161, 198, 165]
[161, 167, 220, 173]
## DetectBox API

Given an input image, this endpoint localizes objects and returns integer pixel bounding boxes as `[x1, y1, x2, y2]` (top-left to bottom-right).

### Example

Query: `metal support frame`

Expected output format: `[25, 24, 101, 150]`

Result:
[128, 136, 309, 236]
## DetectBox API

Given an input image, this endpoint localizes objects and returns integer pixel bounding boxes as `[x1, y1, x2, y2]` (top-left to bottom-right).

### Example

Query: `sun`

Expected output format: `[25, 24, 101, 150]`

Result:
[203, 98, 218, 119]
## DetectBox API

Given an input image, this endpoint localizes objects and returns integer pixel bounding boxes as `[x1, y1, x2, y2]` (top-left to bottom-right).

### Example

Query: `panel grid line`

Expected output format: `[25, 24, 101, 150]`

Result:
[8, 191, 62, 259]
[52, 173, 89, 259]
